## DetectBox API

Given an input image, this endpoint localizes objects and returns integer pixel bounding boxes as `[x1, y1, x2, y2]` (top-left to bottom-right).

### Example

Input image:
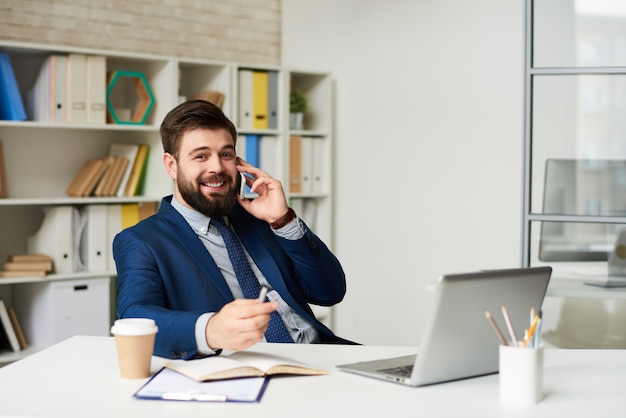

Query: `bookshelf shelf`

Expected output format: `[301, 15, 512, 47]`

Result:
[0, 41, 336, 363]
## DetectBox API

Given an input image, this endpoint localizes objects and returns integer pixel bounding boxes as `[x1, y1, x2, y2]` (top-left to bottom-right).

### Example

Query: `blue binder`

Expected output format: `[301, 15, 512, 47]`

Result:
[245, 135, 260, 194]
[0, 53, 27, 121]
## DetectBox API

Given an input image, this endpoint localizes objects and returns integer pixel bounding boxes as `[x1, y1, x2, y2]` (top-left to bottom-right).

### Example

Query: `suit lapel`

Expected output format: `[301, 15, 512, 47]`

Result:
[160, 199, 234, 302]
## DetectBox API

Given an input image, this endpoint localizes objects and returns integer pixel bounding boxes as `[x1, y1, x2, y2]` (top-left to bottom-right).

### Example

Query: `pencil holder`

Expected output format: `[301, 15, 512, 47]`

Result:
[499, 344, 543, 405]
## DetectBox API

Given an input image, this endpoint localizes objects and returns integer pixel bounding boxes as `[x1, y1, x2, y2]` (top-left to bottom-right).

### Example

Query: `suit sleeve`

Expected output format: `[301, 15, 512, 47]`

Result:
[114, 228, 202, 359]
[274, 224, 347, 306]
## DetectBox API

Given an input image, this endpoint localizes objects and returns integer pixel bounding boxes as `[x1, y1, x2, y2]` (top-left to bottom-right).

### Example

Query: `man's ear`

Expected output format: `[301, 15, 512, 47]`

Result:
[163, 152, 177, 179]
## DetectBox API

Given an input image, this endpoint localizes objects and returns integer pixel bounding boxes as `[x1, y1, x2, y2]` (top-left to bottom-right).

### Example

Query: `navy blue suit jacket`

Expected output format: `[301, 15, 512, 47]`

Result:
[114, 196, 354, 359]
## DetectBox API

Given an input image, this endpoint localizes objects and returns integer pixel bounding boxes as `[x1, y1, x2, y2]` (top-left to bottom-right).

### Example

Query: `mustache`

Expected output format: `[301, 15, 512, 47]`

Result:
[199, 174, 232, 184]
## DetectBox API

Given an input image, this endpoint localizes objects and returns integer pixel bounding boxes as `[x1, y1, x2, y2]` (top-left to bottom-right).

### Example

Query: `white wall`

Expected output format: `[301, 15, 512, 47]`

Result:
[283, 0, 525, 345]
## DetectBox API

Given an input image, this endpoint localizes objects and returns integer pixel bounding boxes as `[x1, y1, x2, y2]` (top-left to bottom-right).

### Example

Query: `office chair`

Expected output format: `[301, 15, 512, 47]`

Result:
[542, 298, 626, 349]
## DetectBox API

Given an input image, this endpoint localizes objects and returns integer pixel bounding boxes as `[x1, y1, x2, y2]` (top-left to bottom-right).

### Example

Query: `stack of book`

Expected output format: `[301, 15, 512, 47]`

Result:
[65, 143, 149, 197]
[0, 253, 53, 278]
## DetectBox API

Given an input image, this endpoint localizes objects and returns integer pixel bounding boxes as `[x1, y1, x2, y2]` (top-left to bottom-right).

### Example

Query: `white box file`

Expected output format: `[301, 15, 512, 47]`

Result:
[14, 277, 110, 349]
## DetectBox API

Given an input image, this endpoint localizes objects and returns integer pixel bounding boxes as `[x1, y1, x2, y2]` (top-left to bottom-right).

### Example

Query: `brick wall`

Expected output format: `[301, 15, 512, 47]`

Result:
[0, 0, 281, 65]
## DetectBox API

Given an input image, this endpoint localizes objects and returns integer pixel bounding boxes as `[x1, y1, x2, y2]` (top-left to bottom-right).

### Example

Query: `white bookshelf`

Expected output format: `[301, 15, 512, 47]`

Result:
[0, 41, 336, 362]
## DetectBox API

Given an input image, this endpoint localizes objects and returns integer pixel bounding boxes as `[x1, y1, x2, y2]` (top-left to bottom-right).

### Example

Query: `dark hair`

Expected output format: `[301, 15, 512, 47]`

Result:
[159, 100, 238, 160]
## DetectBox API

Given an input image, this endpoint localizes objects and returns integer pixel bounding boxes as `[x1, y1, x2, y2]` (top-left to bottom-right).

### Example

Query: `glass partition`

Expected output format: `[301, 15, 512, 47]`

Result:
[534, 0, 626, 67]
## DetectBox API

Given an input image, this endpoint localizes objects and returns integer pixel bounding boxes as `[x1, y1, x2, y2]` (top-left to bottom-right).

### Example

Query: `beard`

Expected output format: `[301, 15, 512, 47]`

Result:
[176, 168, 237, 219]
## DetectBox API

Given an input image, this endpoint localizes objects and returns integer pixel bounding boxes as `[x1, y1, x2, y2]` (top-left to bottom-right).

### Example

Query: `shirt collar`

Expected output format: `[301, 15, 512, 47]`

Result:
[170, 196, 225, 236]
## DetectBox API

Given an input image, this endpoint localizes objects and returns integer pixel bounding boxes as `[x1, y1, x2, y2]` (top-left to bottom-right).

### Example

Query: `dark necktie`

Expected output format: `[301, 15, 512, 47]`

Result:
[211, 217, 293, 343]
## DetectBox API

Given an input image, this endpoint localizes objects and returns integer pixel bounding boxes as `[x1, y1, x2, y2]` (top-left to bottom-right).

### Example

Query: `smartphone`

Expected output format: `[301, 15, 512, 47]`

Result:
[239, 172, 246, 199]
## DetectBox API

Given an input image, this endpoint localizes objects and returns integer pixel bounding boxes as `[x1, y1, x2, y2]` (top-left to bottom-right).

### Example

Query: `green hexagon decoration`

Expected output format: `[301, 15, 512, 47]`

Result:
[106, 70, 155, 125]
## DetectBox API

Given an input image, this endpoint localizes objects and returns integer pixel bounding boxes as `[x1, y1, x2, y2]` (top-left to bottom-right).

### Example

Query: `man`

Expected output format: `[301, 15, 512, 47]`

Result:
[114, 100, 353, 359]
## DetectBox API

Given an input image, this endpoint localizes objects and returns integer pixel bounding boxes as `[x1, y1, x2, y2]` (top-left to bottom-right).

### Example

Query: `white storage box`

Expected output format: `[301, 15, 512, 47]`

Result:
[14, 277, 110, 349]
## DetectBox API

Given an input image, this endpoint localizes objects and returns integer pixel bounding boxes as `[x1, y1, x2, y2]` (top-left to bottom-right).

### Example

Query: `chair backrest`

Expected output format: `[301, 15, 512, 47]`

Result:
[543, 298, 626, 349]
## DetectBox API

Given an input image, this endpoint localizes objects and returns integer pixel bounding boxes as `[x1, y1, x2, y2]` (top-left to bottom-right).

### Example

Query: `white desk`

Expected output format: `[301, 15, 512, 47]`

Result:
[0, 336, 625, 418]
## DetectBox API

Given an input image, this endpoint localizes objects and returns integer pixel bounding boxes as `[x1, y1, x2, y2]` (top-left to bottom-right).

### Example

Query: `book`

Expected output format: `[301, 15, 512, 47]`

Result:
[163, 350, 327, 382]
[0, 52, 27, 121]
[0, 299, 20, 352]
[124, 144, 149, 197]
[192, 90, 225, 109]
[65, 157, 109, 197]
[0, 270, 46, 278]
[7, 253, 52, 263]
[4, 260, 53, 272]
[94, 155, 128, 197]
[7, 306, 27, 349]
[109, 143, 139, 196]
[0, 139, 7, 198]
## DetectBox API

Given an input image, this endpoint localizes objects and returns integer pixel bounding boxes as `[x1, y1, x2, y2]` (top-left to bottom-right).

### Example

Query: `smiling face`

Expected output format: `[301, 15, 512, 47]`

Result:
[164, 127, 239, 218]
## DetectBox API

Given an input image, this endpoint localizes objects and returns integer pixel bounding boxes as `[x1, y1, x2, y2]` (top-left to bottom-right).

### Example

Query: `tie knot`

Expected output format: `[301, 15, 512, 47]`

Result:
[210, 217, 228, 230]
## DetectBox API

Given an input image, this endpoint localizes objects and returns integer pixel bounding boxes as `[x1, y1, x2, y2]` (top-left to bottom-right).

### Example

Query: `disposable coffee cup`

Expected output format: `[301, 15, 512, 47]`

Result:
[111, 318, 158, 379]
[499, 344, 543, 405]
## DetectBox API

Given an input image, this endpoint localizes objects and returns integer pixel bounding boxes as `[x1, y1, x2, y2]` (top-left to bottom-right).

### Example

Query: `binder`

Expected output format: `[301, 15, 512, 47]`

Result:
[27, 206, 76, 274]
[236, 134, 247, 160]
[267, 71, 278, 129]
[53, 55, 67, 122]
[106, 204, 122, 271]
[252, 71, 269, 129]
[238, 69, 253, 129]
[300, 137, 313, 193]
[259, 135, 277, 174]
[0, 52, 27, 121]
[245, 135, 260, 167]
[121, 203, 140, 229]
[28, 54, 51, 121]
[311, 138, 324, 193]
[245, 135, 260, 194]
[289, 136, 302, 193]
[78, 205, 109, 272]
[65, 53, 87, 123]
[86, 55, 106, 124]
[302, 199, 318, 230]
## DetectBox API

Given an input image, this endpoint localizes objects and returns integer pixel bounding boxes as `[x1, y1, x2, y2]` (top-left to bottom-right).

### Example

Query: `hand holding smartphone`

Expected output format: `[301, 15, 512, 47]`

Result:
[239, 172, 246, 199]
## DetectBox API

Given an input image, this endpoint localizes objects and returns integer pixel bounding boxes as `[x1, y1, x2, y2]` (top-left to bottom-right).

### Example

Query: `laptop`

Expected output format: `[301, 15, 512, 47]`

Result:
[337, 266, 552, 387]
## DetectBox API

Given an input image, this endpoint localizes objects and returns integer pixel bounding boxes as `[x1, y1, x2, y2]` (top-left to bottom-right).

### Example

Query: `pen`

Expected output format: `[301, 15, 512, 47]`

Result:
[163, 392, 228, 402]
[484, 309, 508, 346]
[523, 314, 540, 348]
[257, 285, 268, 303]
[501, 305, 519, 347]
[531, 311, 543, 348]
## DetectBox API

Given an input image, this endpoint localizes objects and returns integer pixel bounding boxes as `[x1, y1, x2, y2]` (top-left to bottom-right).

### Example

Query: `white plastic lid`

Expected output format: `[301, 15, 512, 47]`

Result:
[110, 318, 158, 336]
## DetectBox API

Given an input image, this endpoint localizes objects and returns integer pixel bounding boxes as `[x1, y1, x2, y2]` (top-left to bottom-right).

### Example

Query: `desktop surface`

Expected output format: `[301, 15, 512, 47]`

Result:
[0, 336, 625, 418]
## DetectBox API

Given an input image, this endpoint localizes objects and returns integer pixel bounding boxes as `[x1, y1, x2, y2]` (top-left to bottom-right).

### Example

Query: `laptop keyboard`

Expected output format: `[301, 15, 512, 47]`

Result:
[377, 364, 414, 377]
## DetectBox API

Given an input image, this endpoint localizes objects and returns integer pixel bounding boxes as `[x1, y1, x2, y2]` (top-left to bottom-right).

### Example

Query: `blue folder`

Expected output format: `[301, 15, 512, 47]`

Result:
[0, 53, 27, 121]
